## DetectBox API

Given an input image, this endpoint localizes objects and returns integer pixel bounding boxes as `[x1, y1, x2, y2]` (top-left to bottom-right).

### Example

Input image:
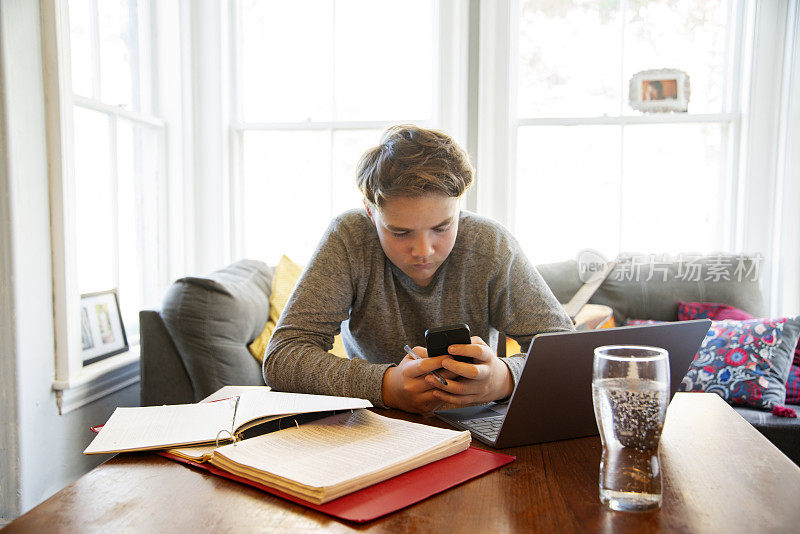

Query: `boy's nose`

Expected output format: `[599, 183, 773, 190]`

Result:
[411, 233, 434, 258]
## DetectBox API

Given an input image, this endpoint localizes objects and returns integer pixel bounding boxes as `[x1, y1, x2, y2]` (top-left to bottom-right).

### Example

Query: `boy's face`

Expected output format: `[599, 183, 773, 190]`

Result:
[365, 194, 459, 287]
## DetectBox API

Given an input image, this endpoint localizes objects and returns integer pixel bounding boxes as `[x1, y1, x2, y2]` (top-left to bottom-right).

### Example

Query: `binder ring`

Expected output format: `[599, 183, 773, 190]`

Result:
[216, 429, 237, 447]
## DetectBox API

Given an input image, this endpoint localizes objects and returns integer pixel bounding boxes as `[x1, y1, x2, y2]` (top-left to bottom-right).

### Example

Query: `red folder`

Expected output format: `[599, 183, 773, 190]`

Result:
[159, 446, 514, 523]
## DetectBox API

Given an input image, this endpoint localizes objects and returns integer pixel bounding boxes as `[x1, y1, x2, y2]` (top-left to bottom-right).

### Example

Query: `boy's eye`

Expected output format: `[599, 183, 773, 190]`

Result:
[434, 226, 449, 233]
[391, 231, 409, 238]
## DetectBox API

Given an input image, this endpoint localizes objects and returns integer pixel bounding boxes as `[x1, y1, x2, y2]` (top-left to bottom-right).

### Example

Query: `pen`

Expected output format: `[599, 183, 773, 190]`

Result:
[403, 345, 448, 386]
[231, 395, 241, 435]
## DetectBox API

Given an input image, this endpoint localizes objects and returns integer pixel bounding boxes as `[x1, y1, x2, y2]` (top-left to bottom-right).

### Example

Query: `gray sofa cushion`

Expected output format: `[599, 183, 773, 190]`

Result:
[734, 406, 800, 465]
[139, 310, 194, 406]
[536, 255, 764, 323]
[160, 259, 274, 401]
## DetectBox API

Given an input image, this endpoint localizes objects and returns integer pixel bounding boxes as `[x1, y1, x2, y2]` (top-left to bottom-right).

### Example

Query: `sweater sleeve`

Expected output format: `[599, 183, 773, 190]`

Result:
[262, 219, 393, 407]
[489, 243, 575, 387]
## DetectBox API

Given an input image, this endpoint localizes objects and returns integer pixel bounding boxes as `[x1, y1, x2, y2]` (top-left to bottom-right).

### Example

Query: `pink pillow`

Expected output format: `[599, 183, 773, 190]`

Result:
[678, 301, 755, 322]
[623, 319, 663, 326]
[786, 365, 800, 405]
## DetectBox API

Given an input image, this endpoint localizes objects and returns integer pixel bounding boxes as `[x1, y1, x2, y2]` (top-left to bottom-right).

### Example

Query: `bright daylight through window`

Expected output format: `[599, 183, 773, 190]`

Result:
[512, 0, 742, 265]
[68, 0, 166, 352]
[234, 0, 438, 265]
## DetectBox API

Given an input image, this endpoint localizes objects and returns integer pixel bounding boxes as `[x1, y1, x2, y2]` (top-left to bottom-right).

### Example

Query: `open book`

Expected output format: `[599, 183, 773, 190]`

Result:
[84, 390, 372, 454]
[208, 409, 471, 504]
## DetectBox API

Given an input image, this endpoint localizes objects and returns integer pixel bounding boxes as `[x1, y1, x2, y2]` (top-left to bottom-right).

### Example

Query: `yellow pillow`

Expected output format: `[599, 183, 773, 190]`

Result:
[248, 255, 347, 363]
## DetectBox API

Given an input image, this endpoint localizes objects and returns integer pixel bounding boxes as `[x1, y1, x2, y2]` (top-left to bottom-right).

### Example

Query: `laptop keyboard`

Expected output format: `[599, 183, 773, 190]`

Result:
[460, 415, 504, 441]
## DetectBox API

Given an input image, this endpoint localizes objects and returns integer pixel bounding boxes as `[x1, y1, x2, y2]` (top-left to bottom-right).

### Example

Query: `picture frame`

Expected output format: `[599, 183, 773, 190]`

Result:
[80, 290, 128, 366]
[629, 68, 691, 113]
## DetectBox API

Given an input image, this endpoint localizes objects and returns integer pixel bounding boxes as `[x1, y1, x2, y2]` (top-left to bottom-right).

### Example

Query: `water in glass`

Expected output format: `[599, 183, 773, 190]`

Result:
[592, 346, 669, 512]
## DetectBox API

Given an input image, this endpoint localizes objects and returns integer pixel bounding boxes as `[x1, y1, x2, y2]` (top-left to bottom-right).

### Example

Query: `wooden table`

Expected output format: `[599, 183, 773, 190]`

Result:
[5, 393, 800, 533]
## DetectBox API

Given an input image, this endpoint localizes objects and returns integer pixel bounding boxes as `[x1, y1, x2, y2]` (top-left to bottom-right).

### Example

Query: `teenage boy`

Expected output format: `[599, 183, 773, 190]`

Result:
[263, 125, 573, 414]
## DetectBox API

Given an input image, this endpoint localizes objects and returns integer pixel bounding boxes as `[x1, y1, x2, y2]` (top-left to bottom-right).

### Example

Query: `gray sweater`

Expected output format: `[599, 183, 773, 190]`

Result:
[263, 209, 574, 407]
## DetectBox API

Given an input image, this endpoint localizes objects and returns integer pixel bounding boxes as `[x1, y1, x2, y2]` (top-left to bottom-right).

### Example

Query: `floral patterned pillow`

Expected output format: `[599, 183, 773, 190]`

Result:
[679, 301, 800, 368]
[679, 317, 800, 410]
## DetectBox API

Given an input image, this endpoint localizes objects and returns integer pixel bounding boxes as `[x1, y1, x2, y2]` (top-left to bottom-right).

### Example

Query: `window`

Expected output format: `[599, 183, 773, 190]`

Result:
[231, 0, 465, 264]
[39, 0, 795, 406]
[45, 0, 181, 407]
[507, 0, 746, 264]
[68, 0, 168, 353]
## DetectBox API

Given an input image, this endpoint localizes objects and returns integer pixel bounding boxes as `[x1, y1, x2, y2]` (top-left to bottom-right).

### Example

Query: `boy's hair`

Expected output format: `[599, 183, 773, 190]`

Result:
[356, 124, 474, 208]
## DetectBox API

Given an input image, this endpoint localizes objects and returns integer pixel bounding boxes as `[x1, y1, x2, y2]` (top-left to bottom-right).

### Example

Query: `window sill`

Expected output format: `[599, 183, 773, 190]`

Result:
[52, 346, 140, 415]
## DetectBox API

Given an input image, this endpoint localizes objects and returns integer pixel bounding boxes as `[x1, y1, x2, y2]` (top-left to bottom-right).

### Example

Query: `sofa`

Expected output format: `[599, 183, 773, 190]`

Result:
[140, 255, 800, 464]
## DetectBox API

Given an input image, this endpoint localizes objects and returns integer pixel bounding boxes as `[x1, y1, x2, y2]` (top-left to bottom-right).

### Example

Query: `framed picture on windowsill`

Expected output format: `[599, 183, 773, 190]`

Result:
[629, 68, 691, 113]
[80, 290, 129, 366]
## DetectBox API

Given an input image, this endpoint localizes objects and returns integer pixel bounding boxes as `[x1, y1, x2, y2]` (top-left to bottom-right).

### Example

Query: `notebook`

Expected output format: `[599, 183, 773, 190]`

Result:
[162, 445, 514, 523]
[84, 389, 372, 454]
[435, 320, 711, 448]
[88, 385, 516, 522]
[204, 409, 472, 504]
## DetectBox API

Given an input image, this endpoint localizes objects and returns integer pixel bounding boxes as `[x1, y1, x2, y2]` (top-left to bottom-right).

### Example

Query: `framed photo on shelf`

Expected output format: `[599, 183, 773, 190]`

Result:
[80, 290, 128, 366]
[629, 68, 690, 113]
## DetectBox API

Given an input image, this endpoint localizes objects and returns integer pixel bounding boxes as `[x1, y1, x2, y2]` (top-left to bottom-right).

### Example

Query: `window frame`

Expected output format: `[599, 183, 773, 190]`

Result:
[43, 0, 177, 413]
[478, 0, 798, 313]
[37, 0, 795, 415]
[226, 0, 470, 262]
[70, 97, 169, 346]
[478, 0, 748, 249]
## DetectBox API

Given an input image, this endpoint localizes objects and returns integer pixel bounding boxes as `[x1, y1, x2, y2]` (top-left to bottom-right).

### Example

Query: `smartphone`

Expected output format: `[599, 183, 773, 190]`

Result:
[425, 323, 473, 363]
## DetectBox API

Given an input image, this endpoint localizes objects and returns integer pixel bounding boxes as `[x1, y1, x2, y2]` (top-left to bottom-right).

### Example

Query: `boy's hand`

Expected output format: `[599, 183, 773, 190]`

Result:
[381, 346, 451, 414]
[426, 336, 514, 405]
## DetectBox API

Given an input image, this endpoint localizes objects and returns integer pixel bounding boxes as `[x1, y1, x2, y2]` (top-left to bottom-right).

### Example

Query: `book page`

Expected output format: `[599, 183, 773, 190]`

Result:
[214, 410, 469, 489]
[85, 391, 372, 455]
[84, 400, 235, 454]
[201, 385, 271, 403]
[233, 390, 372, 432]
[166, 444, 217, 462]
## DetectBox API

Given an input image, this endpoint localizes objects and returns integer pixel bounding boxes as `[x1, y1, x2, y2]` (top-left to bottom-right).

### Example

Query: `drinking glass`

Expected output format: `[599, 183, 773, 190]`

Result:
[591, 345, 669, 512]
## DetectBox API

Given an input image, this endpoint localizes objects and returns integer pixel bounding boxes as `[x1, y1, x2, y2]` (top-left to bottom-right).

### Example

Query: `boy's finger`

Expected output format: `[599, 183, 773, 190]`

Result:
[440, 359, 489, 380]
[418, 355, 448, 372]
[404, 355, 447, 377]
[470, 336, 489, 347]
[432, 388, 478, 405]
[447, 343, 492, 363]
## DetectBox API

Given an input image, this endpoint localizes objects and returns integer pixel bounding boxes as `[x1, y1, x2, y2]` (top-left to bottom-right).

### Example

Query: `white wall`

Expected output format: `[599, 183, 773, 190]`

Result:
[0, 0, 140, 519]
[0, 2, 21, 515]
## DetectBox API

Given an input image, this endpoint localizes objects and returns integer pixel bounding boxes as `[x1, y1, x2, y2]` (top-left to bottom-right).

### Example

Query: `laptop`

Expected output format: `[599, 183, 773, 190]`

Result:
[434, 319, 711, 448]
